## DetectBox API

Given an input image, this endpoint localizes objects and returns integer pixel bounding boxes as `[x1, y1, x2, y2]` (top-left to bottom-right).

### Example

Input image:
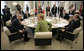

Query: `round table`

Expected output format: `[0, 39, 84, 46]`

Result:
[22, 17, 69, 39]
[22, 17, 69, 29]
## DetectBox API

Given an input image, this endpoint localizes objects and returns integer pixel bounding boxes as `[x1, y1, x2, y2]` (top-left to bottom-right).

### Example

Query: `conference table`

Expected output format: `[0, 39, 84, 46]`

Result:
[22, 16, 69, 29]
[22, 16, 69, 39]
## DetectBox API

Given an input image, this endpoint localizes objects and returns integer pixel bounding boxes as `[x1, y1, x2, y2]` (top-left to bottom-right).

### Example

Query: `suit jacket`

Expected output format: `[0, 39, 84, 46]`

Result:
[26, 6, 29, 11]
[19, 11, 24, 15]
[11, 18, 24, 33]
[65, 19, 80, 32]
[46, 7, 50, 12]
[23, 13, 30, 19]
[2, 8, 12, 22]
[51, 6, 57, 15]
[12, 14, 17, 22]
[16, 4, 21, 11]
[60, 7, 64, 13]
[38, 8, 43, 13]
[60, 7, 64, 16]
[61, 13, 69, 20]
[81, 9, 83, 17]
[35, 20, 52, 32]
[58, 6, 60, 13]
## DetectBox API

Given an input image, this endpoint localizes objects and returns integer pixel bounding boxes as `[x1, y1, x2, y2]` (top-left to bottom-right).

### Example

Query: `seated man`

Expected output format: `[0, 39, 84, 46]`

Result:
[58, 14, 80, 41]
[12, 10, 20, 21]
[11, 14, 30, 42]
[64, 14, 80, 32]
[60, 9, 69, 20]
[35, 13, 52, 32]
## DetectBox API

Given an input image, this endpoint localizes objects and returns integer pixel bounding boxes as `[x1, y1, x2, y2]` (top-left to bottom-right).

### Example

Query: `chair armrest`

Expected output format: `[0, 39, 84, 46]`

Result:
[9, 32, 18, 36]
[11, 32, 17, 34]
[65, 31, 75, 35]
[63, 31, 78, 41]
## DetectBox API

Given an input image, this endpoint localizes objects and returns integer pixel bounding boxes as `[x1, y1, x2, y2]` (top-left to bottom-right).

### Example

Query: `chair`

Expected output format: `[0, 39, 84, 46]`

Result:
[34, 32, 52, 46]
[6, 19, 11, 26]
[3, 26, 24, 43]
[62, 26, 82, 49]
[6, 19, 12, 31]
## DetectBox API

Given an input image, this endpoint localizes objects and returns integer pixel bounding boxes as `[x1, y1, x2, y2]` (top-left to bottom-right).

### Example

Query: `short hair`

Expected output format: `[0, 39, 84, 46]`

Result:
[4, 5, 7, 8]
[37, 13, 44, 20]
[75, 14, 79, 19]
[74, 12, 79, 14]
[15, 10, 19, 13]
[17, 14, 22, 18]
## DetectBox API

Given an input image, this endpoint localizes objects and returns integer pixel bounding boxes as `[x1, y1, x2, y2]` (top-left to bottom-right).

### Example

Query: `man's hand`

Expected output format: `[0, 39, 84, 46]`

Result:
[62, 29, 65, 32]
[19, 30, 24, 33]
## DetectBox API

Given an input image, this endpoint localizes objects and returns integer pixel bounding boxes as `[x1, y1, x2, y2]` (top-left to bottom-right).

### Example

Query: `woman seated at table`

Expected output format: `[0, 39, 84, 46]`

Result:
[35, 13, 52, 32]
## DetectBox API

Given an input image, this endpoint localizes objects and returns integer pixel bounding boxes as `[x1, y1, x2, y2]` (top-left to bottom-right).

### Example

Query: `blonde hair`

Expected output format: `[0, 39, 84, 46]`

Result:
[37, 13, 44, 20]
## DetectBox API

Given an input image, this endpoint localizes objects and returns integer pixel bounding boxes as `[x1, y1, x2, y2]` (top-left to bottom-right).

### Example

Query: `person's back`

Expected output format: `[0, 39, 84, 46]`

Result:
[35, 13, 52, 32]
[35, 20, 50, 32]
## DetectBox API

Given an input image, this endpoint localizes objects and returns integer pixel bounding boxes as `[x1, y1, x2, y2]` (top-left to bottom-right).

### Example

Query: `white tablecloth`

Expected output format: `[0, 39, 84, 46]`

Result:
[22, 17, 69, 28]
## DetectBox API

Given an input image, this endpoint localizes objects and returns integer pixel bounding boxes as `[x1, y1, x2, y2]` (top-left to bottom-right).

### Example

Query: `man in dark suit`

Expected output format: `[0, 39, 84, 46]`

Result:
[51, 4, 57, 17]
[58, 6, 60, 14]
[46, 5, 50, 16]
[81, 9, 83, 17]
[11, 14, 30, 42]
[38, 6, 43, 13]
[60, 6, 64, 17]
[23, 11, 30, 19]
[16, 4, 21, 11]
[2, 5, 12, 26]
[64, 14, 80, 32]
[57, 14, 80, 41]
[19, 9, 24, 16]
[61, 9, 69, 20]
[12, 10, 20, 21]
[26, 5, 29, 12]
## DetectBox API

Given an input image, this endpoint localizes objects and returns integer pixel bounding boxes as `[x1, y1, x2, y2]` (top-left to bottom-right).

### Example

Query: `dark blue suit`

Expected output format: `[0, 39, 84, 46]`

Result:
[11, 18, 28, 41]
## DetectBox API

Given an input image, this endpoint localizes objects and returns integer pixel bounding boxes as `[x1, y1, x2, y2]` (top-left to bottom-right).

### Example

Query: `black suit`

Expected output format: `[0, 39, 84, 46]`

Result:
[2, 8, 12, 26]
[38, 8, 43, 13]
[57, 19, 80, 41]
[12, 14, 17, 22]
[46, 6, 50, 16]
[60, 7, 64, 16]
[81, 9, 83, 17]
[51, 6, 57, 17]
[11, 18, 28, 42]
[26, 6, 29, 12]
[65, 19, 80, 32]
[16, 4, 21, 11]
[61, 13, 69, 20]
[58, 6, 60, 13]
[19, 11, 24, 16]
[23, 13, 30, 19]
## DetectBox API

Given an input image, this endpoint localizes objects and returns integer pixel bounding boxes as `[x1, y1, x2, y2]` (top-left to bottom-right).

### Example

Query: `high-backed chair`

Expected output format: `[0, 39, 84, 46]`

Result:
[6, 19, 11, 26]
[6, 19, 11, 31]
[3, 26, 23, 43]
[61, 21, 82, 49]
[34, 32, 52, 46]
